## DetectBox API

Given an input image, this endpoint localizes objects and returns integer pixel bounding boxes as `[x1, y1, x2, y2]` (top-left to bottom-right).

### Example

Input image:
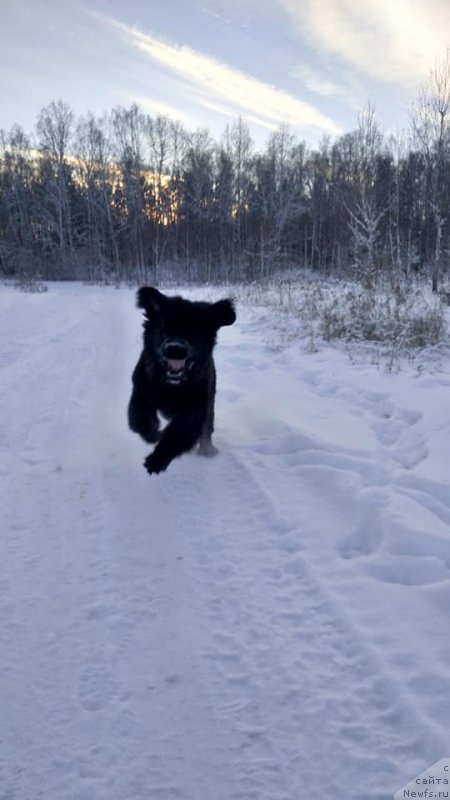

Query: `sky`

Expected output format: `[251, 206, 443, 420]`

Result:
[1, 0, 450, 148]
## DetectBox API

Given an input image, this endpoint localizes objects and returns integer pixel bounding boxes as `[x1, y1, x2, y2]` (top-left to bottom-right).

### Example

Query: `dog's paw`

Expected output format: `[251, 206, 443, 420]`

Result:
[197, 440, 219, 457]
[143, 429, 161, 445]
[144, 450, 169, 475]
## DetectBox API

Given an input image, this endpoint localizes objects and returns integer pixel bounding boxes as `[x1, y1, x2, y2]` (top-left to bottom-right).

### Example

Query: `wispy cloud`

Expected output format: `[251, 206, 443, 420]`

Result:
[297, 71, 345, 99]
[132, 95, 191, 125]
[291, 62, 368, 116]
[96, 13, 342, 136]
[292, 63, 351, 99]
[280, 0, 449, 87]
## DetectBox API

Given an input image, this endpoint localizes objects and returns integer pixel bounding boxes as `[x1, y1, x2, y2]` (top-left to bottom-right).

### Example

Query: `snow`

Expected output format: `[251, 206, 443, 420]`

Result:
[1, 282, 450, 800]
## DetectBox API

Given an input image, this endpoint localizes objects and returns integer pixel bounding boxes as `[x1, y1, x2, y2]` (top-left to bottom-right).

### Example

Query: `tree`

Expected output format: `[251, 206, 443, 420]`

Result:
[74, 113, 121, 280]
[181, 129, 215, 280]
[111, 104, 147, 281]
[36, 100, 74, 269]
[412, 49, 450, 291]
[144, 115, 180, 279]
[0, 125, 34, 277]
[251, 125, 306, 277]
[346, 105, 388, 286]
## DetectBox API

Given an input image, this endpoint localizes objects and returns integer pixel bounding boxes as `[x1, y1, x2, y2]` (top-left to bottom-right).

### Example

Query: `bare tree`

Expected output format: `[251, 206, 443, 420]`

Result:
[229, 118, 253, 273]
[36, 100, 74, 267]
[74, 113, 121, 280]
[0, 125, 34, 278]
[412, 49, 450, 291]
[144, 115, 176, 279]
[111, 104, 146, 281]
[251, 125, 306, 276]
[346, 104, 388, 285]
[348, 200, 386, 287]
[182, 129, 215, 280]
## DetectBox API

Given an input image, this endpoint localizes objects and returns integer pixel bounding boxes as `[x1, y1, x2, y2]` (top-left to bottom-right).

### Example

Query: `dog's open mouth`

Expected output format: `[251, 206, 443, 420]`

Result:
[166, 357, 187, 383]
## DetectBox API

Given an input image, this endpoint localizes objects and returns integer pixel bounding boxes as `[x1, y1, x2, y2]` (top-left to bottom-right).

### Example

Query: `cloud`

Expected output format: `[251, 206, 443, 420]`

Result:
[132, 95, 191, 126]
[297, 71, 345, 99]
[280, 0, 450, 88]
[292, 63, 353, 99]
[96, 13, 342, 136]
[291, 62, 369, 117]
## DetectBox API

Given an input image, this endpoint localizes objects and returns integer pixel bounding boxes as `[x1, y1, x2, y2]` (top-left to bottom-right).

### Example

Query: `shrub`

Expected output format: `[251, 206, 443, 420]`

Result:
[232, 273, 447, 362]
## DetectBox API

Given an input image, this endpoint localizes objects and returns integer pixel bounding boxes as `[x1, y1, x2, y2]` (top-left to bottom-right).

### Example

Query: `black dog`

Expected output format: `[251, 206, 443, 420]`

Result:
[128, 287, 236, 474]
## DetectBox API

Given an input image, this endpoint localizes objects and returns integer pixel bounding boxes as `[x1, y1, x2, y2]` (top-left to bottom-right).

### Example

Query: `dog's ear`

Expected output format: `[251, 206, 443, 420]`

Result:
[136, 286, 165, 315]
[211, 298, 236, 329]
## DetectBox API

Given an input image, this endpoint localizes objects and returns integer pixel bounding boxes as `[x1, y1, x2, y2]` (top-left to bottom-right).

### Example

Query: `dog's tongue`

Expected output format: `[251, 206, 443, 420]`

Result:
[167, 358, 186, 373]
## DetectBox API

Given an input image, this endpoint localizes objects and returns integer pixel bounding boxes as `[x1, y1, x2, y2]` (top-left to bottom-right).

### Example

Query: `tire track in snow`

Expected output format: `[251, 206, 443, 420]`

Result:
[165, 448, 444, 799]
[1, 288, 244, 800]
[0, 292, 128, 800]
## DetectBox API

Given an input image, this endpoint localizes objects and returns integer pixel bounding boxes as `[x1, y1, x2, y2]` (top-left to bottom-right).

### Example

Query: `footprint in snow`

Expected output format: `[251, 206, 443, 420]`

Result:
[371, 407, 422, 447]
[78, 664, 119, 712]
[363, 555, 450, 586]
[337, 490, 386, 560]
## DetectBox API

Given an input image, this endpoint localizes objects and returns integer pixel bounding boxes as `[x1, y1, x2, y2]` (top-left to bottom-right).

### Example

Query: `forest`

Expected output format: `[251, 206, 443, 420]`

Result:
[1, 53, 450, 290]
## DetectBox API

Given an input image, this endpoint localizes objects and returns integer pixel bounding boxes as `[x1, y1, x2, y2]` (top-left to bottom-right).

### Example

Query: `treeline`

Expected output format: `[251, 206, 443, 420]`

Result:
[1, 56, 450, 287]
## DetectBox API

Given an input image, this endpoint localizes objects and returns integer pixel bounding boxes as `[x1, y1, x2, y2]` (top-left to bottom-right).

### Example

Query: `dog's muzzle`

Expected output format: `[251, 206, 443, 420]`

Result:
[162, 340, 192, 383]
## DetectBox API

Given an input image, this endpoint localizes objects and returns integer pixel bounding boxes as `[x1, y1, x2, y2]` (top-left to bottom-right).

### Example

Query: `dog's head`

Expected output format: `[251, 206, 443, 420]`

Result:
[137, 287, 236, 385]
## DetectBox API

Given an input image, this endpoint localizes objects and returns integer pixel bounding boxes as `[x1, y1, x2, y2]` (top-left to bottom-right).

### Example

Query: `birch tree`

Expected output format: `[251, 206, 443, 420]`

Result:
[36, 100, 74, 268]
[412, 49, 450, 291]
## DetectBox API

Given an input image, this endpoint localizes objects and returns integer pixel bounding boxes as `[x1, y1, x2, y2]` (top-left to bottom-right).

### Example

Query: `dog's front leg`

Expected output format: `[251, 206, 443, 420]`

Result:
[197, 360, 218, 457]
[128, 354, 161, 444]
[144, 412, 205, 474]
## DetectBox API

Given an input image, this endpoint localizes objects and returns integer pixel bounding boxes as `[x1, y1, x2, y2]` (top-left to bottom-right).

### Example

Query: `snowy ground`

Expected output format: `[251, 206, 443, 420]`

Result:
[1, 283, 450, 800]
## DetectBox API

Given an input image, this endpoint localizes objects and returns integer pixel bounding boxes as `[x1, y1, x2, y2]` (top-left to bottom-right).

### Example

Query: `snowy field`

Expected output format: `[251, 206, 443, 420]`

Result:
[1, 282, 450, 800]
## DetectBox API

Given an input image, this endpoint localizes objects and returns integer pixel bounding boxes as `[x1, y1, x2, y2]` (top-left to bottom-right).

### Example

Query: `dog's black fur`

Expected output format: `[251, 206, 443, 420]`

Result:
[128, 287, 236, 474]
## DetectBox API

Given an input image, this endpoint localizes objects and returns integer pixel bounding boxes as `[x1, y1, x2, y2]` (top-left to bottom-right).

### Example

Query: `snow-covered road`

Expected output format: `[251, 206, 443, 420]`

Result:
[1, 284, 450, 800]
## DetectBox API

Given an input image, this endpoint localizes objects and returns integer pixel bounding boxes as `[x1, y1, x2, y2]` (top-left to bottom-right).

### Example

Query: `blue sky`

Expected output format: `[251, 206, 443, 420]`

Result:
[2, 0, 449, 147]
